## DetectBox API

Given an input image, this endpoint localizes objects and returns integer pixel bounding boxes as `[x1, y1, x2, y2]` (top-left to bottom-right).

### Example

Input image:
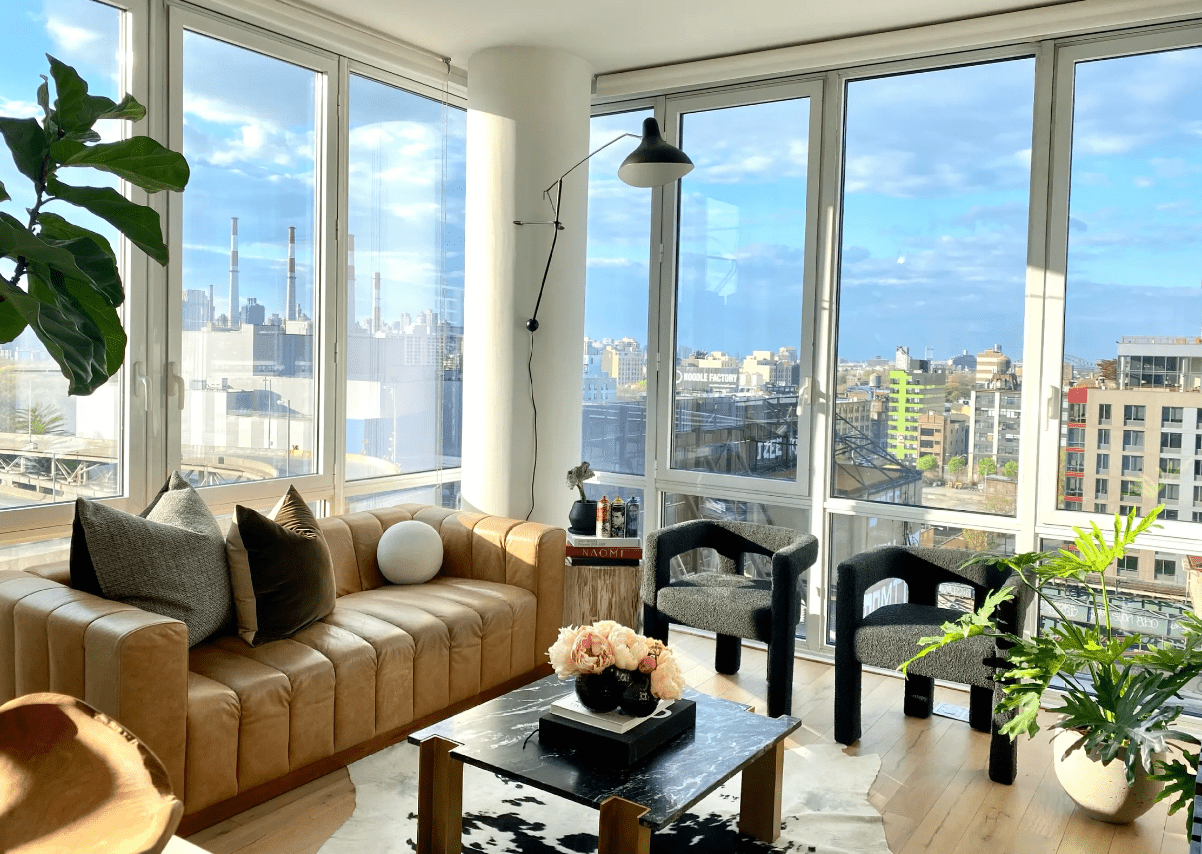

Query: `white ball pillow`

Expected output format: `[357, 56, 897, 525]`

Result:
[377, 520, 444, 585]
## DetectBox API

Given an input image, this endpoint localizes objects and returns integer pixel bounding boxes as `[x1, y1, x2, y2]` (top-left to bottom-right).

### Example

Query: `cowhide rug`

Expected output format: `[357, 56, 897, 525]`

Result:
[318, 740, 889, 854]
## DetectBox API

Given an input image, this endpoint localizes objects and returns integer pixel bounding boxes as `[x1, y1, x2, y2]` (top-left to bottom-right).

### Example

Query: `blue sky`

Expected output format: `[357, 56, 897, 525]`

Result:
[3, 1, 1200, 367]
[585, 52, 1202, 365]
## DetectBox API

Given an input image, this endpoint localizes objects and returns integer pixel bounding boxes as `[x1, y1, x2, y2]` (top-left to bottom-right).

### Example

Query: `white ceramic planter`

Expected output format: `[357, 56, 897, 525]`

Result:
[1051, 730, 1164, 824]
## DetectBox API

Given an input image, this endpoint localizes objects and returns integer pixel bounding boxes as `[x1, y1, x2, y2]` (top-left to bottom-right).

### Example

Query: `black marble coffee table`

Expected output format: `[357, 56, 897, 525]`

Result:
[409, 673, 802, 854]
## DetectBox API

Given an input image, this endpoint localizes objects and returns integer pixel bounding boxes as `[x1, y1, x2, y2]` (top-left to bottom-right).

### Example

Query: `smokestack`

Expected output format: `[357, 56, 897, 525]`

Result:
[228, 217, 239, 329]
[347, 234, 356, 330]
[286, 226, 297, 322]
[372, 272, 381, 334]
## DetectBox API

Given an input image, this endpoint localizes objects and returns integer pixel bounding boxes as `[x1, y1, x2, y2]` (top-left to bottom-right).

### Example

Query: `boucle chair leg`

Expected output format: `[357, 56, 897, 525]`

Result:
[969, 685, 994, 733]
[988, 726, 1018, 784]
[766, 633, 795, 718]
[833, 659, 862, 745]
[715, 634, 742, 674]
[903, 674, 934, 718]
[643, 604, 669, 642]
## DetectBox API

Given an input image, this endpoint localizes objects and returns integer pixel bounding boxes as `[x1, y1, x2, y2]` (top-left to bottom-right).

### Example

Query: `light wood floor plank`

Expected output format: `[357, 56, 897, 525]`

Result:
[187, 634, 1180, 854]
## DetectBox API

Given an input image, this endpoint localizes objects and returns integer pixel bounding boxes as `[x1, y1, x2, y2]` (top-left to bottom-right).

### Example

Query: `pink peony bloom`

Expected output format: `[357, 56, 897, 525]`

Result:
[637, 654, 657, 674]
[570, 629, 615, 674]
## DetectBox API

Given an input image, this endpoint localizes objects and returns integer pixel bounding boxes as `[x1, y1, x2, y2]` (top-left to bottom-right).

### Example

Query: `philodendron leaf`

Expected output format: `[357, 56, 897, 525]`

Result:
[0, 211, 91, 281]
[1153, 755, 1198, 838]
[58, 137, 190, 193]
[0, 179, 8, 204]
[900, 585, 1014, 675]
[37, 212, 123, 307]
[0, 116, 50, 184]
[0, 300, 27, 343]
[45, 177, 168, 265]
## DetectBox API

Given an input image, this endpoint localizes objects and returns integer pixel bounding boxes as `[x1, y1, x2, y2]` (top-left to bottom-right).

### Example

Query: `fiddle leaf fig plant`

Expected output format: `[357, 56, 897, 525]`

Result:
[0, 55, 189, 395]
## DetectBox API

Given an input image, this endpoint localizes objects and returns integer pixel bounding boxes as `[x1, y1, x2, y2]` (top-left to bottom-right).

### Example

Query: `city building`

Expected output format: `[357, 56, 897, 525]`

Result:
[969, 388, 1022, 475]
[886, 346, 945, 463]
[1, 3, 1199, 849]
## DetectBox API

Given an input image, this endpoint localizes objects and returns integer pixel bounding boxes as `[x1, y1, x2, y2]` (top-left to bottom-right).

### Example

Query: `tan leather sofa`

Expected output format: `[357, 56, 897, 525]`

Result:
[0, 504, 565, 831]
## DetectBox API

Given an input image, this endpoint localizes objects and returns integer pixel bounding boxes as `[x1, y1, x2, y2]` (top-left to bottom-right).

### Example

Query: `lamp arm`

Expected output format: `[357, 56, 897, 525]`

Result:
[543, 132, 640, 199]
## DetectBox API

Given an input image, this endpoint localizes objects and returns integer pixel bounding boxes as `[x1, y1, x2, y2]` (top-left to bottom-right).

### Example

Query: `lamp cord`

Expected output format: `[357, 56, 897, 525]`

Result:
[525, 181, 563, 521]
[527, 329, 537, 521]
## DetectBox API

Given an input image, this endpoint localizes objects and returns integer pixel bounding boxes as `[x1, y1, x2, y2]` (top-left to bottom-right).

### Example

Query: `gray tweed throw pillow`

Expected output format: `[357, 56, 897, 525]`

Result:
[73, 472, 233, 646]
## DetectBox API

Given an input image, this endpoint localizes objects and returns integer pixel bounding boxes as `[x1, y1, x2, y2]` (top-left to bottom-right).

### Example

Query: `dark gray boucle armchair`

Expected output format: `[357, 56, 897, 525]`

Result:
[833, 545, 1033, 784]
[641, 519, 819, 718]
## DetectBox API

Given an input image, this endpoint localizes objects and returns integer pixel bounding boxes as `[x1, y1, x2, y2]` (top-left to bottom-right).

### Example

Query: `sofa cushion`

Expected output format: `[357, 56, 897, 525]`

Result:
[377, 520, 444, 585]
[226, 486, 336, 646]
[70, 472, 232, 647]
[188, 646, 291, 792]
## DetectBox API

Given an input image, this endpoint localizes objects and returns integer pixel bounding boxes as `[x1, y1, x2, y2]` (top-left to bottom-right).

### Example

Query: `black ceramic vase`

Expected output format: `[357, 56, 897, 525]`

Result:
[619, 670, 659, 717]
[568, 500, 597, 535]
[575, 666, 621, 712]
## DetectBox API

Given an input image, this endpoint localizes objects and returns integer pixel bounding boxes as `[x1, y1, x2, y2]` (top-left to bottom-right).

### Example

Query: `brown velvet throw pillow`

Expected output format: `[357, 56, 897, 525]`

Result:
[225, 486, 335, 646]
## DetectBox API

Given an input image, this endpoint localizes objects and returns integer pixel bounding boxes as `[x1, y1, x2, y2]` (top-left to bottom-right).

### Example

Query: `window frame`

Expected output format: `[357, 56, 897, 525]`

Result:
[1035, 23, 1202, 545]
[0, 0, 153, 545]
[655, 79, 825, 507]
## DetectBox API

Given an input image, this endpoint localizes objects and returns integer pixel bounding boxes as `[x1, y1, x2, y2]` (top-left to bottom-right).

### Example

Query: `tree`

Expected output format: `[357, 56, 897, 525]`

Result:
[916, 454, 938, 472]
[978, 457, 997, 478]
[1003, 460, 1018, 479]
[15, 403, 66, 435]
[948, 456, 966, 481]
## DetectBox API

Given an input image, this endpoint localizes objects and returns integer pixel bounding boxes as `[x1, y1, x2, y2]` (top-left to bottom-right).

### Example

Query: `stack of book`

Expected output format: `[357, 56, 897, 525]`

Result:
[538, 691, 697, 767]
[565, 532, 642, 567]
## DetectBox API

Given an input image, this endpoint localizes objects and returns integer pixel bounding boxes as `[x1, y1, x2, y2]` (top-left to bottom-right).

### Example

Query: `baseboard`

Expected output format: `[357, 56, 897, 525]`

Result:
[178, 663, 553, 836]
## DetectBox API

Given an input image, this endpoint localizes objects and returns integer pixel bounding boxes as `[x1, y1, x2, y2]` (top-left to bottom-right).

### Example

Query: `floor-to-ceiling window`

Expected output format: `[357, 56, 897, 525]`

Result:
[592, 20, 1202, 658]
[342, 71, 465, 508]
[176, 27, 322, 486]
[0, 0, 126, 513]
[0, 0, 466, 566]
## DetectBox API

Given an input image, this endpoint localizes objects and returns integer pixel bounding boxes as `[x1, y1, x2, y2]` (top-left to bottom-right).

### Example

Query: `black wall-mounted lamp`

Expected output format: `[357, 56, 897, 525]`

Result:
[515, 117, 693, 332]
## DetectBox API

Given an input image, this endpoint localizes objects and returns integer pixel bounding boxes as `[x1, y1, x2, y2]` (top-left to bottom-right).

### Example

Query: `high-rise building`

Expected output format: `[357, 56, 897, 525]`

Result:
[969, 388, 1022, 474]
[887, 346, 945, 463]
[182, 289, 211, 331]
[228, 217, 240, 330]
[241, 297, 266, 327]
[976, 345, 1012, 387]
[285, 225, 297, 322]
[1059, 337, 1202, 540]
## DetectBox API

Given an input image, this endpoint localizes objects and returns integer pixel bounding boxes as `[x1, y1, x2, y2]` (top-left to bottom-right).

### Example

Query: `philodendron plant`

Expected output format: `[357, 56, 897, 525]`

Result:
[0, 55, 189, 395]
[904, 507, 1202, 834]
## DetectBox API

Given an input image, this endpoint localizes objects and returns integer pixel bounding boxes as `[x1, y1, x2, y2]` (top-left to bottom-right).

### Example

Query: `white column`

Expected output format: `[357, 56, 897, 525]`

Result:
[462, 46, 592, 524]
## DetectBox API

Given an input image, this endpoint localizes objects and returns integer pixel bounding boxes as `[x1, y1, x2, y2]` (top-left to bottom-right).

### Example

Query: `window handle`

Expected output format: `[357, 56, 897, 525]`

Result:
[1046, 385, 1060, 424]
[800, 377, 813, 407]
[167, 362, 185, 411]
[133, 362, 149, 412]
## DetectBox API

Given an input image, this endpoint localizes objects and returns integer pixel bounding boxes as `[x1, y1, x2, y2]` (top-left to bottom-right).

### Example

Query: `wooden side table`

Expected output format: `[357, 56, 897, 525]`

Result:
[562, 560, 642, 630]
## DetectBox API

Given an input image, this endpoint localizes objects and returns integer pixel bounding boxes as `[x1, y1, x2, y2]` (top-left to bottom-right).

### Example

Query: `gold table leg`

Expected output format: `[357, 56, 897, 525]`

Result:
[739, 740, 784, 842]
[417, 736, 463, 854]
[598, 796, 650, 854]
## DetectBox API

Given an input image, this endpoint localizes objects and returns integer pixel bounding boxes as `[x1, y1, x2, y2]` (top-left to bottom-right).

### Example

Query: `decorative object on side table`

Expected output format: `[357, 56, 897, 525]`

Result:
[544, 621, 692, 766]
[566, 461, 597, 534]
[905, 506, 1202, 832]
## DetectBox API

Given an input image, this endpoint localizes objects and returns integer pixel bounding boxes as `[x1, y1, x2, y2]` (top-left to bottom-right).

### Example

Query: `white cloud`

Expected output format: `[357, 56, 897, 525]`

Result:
[388, 201, 440, 222]
[0, 99, 40, 118]
[587, 257, 643, 269]
[45, 16, 102, 53]
[1133, 177, 1154, 188]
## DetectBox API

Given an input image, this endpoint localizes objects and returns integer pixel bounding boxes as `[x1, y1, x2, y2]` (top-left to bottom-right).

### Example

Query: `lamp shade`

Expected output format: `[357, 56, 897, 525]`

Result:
[617, 117, 694, 188]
